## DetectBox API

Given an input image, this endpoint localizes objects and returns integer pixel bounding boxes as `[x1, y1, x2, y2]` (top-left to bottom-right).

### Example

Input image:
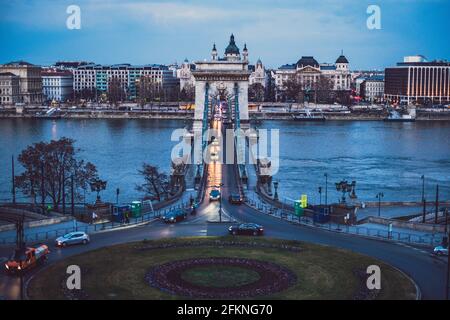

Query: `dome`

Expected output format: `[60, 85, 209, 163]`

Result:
[225, 34, 240, 55]
[296, 56, 319, 68]
[336, 55, 349, 64]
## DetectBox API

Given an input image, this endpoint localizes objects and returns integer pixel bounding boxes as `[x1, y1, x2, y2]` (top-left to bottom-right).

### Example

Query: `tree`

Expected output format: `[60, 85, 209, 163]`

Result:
[248, 83, 265, 102]
[15, 137, 102, 210]
[283, 76, 304, 103]
[314, 75, 334, 103]
[108, 76, 126, 106]
[136, 164, 170, 201]
[180, 83, 195, 102]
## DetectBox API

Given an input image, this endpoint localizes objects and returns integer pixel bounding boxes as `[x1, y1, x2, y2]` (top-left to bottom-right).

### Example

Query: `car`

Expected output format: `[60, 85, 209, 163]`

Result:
[162, 210, 187, 223]
[433, 245, 448, 256]
[228, 223, 264, 236]
[55, 232, 90, 247]
[228, 194, 243, 205]
[209, 189, 221, 201]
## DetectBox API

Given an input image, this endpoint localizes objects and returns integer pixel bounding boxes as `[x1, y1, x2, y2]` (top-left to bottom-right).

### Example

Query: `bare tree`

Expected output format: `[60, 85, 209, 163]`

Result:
[108, 76, 126, 106]
[249, 83, 265, 102]
[15, 137, 102, 210]
[180, 83, 195, 102]
[136, 164, 170, 201]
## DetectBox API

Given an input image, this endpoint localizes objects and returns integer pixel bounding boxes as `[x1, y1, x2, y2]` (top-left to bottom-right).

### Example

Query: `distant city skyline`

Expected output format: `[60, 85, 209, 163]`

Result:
[1, 0, 449, 70]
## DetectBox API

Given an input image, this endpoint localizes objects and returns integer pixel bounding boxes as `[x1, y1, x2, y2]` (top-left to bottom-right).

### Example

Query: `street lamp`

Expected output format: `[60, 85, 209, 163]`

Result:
[273, 181, 279, 201]
[324, 173, 328, 209]
[376, 192, 384, 217]
[318, 186, 322, 205]
[421, 175, 426, 223]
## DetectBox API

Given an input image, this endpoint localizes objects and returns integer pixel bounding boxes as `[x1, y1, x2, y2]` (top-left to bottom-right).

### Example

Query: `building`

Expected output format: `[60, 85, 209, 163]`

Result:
[177, 58, 196, 91]
[192, 34, 250, 127]
[249, 59, 268, 88]
[0, 61, 43, 104]
[273, 53, 351, 101]
[403, 55, 427, 63]
[384, 58, 450, 104]
[42, 69, 74, 102]
[361, 75, 384, 102]
[73, 64, 178, 100]
[0, 72, 20, 105]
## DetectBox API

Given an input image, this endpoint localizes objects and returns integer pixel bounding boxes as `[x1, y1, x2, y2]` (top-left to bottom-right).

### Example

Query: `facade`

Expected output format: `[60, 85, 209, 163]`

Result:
[177, 59, 196, 91]
[0, 61, 43, 104]
[273, 53, 351, 101]
[73, 64, 178, 100]
[361, 75, 384, 102]
[0, 72, 20, 105]
[384, 60, 450, 104]
[249, 59, 268, 88]
[192, 34, 250, 125]
[42, 69, 73, 102]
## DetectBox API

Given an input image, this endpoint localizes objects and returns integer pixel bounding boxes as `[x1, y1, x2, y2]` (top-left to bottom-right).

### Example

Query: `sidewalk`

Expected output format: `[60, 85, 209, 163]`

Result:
[243, 182, 444, 248]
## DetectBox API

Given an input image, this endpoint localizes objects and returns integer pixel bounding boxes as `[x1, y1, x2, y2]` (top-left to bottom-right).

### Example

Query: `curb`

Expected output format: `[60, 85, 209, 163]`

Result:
[389, 264, 422, 300]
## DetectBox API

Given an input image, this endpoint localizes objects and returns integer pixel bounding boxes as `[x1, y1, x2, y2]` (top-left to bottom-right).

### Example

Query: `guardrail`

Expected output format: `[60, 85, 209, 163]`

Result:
[0, 202, 189, 245]
[244, 195, 444, 248]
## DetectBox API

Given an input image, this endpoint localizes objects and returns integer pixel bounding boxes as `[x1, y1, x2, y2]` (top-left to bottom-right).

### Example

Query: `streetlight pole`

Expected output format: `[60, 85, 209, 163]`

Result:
[324, 173, 328, 212]
[12, 155, 16, 205]
[376, 192, 384, 217]
[435, 184, 439, 224]
[421, 175, 426, 223]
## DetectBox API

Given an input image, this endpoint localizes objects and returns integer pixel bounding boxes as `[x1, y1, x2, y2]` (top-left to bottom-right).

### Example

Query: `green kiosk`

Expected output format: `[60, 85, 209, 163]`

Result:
[131, 201, 142, 217]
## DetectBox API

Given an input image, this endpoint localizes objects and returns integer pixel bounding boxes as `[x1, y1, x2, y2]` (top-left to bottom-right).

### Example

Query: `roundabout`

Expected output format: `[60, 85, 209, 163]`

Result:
[27, 237, 418, 300]
[146, 257, 297, 299]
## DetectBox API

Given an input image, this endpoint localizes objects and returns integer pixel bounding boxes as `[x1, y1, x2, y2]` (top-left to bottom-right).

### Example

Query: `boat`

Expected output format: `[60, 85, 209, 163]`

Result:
[292, 109, 326, 121]
[384, 110, 415, 122]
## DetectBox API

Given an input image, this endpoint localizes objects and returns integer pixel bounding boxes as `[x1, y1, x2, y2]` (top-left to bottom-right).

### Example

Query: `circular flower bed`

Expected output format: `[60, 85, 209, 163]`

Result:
[145, 257, 297, 299]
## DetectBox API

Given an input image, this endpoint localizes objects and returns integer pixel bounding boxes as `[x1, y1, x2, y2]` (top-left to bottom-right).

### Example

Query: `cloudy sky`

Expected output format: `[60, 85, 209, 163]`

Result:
[0, 0, 449, 69]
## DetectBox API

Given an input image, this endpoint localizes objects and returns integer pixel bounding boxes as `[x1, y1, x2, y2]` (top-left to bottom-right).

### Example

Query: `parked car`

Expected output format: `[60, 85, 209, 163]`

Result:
[228, 223, 264, 236]
[228, 194, 243, 205]
[162, 210, 187, 223]
[433, 245, 448, 256]
[55, 232, 90, 247]
[209, 189, 221, 201]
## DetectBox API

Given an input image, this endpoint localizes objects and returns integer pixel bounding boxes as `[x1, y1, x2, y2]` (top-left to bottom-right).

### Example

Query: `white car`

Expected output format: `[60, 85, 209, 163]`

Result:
[433, 245, 448, 256]
[56, 232, 90, 247]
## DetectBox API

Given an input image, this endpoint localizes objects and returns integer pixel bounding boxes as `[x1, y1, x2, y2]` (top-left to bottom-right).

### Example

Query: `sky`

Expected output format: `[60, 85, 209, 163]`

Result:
[0, 0, 449, 70]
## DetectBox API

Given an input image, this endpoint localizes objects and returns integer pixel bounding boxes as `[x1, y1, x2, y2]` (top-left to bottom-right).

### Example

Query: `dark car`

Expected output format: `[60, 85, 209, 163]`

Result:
[228, 223, 264, 236]
[228, 194, 243, 205]
[162, 210, 187, 223]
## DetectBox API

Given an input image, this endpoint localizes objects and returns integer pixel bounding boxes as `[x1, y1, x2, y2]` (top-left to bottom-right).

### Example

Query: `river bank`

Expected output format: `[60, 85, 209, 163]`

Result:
[1, 106, 450, 121]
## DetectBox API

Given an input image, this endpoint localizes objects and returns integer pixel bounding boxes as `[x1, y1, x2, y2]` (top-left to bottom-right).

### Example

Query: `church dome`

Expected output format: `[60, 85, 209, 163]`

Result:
[336, 55, 349, 64]
[296, 56, 319, 68]
[225, 34, 240, 55]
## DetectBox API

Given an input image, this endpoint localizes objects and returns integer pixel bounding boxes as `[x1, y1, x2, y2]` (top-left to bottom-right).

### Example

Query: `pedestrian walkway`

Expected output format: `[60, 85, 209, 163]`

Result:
[243, 187, 444, 248]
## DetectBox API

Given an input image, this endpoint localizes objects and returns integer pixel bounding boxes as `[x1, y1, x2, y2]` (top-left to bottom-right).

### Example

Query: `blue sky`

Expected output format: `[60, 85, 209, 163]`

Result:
[0, 0, 449, 69]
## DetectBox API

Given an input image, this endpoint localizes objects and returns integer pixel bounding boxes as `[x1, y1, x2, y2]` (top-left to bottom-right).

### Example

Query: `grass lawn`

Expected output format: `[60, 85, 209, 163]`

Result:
[27, 236, 417, 300]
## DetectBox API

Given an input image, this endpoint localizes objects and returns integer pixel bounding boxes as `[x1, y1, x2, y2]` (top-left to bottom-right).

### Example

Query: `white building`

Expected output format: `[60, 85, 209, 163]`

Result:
[361, 75, 384, 102]
[249, 59, 267, 88]
[273, 53, 351, 100]
[177, 58, 196, 91]
[0, 72, 20, 105]
[42, 69, 73, 102]
[73, 64, 178, 100]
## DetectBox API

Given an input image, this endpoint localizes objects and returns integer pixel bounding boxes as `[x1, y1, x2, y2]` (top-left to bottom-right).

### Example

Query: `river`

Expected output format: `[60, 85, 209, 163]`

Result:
[0, 118, 449, 204]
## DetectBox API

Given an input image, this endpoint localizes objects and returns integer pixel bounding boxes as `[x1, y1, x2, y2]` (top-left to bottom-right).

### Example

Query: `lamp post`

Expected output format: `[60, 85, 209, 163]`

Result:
[324, 173, 328, 208]
[376, 192, 384, 217]
[421, 175, 426, 223]
[318, 186, 322, 205]
[273, 181, 279, 201]
[12, 155, 16, 205]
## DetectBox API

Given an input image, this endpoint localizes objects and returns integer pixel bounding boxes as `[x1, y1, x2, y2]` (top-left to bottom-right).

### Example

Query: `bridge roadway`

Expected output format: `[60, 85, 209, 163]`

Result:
[0, 124, 447, 300]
